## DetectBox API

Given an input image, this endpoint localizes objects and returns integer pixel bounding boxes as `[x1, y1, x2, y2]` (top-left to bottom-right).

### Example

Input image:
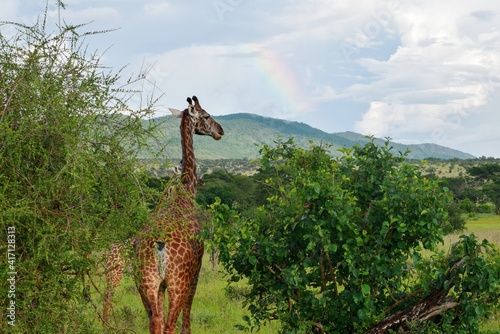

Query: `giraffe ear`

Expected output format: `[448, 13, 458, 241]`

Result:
[168, 108, 183, 118]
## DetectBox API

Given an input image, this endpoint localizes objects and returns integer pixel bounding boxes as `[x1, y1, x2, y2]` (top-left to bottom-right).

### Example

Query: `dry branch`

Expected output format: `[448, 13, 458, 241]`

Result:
[365, 258, 466, 334]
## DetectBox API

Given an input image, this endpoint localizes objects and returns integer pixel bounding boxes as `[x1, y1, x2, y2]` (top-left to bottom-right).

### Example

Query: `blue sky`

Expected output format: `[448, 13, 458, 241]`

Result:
[3, 0, 500, 157]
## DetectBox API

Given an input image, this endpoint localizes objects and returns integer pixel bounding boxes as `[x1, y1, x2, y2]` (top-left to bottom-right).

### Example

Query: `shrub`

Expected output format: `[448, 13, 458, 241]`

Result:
[459, 198, 474, 213]
[210, 138, 500, 333]
[476, 202, 496, 214]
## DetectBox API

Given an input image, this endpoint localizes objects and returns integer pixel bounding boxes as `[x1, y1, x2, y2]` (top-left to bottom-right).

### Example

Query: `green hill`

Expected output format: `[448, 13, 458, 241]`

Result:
[141, 113, 475, 160]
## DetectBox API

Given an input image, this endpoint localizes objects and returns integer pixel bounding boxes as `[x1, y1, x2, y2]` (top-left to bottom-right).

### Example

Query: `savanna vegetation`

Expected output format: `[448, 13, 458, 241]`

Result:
[82, 214, 500, 334]
[206, 139, 500, 333]
[1, 7, 500, 334]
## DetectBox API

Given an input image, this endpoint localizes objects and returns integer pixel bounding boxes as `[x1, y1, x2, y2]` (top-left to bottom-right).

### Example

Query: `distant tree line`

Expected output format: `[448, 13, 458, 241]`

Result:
[191, 160, 499, 233]
[439, 163, 500, 215]
[146, 157, 500, 221]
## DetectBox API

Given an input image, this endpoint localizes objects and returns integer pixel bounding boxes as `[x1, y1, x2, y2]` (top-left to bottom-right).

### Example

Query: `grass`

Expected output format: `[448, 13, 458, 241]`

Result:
[443, 213, 500, 249]
[92, 214, 500, 333]
[420, 161, 467, 178]
[192, 265, 278, 334]
[96, 259, 278, 334]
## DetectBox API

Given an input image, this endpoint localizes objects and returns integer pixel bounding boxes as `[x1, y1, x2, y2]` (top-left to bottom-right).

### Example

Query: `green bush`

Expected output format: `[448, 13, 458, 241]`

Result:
[210, 138, 500, 333]
[459, 198, 475, 213]
[476, 202, 496, 214]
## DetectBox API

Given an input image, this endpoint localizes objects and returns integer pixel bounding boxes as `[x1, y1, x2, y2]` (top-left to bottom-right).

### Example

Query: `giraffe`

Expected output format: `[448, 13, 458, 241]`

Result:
[135, 96, 223, 334]
[103, 241, 129, 324]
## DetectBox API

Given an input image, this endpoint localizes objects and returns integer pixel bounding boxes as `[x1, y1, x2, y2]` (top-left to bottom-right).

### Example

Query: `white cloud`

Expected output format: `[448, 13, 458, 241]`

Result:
[6, 0, 500, 157]
[348, 1, 500, 156]
[356, 102, 462, 138]
[311, 85, 339, 102]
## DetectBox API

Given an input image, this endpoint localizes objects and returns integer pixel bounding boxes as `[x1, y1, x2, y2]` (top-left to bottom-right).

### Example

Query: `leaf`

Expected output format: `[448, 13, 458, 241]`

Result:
[361, 284, 371, 296]
[248, 255, 257, 266]
[357, 307, 368, 320]
[328, 244, 338, 252]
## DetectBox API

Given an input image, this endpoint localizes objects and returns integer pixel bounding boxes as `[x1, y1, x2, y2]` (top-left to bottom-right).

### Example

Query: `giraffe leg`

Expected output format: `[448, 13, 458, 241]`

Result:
[164, 246, 195, 334]
[180, 271, 201, 334]
[103, 245, 125, 324]
[180, 247, 203, 334]
[164, 285, 190, 334]
[157, 282, 166, 329]
[103, 280, 114, 324]
[138, 282, 165, 334]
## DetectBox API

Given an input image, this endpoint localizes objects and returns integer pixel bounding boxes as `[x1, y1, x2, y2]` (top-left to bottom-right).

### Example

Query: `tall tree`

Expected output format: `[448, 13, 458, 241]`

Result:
[0, 15, 159, 332]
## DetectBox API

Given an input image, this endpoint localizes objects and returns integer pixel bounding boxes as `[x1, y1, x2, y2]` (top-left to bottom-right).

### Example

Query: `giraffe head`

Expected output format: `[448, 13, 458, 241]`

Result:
[169, 96, 224, 140]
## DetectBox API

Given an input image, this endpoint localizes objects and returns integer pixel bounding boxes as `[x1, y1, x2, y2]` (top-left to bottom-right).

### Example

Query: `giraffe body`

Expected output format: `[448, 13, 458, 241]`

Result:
[136, 189, 202, 334]
[134, 96, 223, 333]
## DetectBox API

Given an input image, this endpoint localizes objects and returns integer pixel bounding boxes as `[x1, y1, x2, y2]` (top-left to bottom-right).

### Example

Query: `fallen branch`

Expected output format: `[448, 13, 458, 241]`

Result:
[365, 258, 466, 334]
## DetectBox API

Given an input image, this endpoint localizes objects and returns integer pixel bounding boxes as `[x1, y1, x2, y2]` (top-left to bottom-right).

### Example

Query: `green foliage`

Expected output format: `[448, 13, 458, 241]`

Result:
[444, 200, 467, 232]
[441, 162, 500, 215]
[476, 203, 497, 214]
[482, 183, 500, 214]
[210, 138, 500, 333]
[459, 198, 475, 213]
[411, 235, 500, 333]
[467, 164, 500, 182]
[196, 169, 259, 213]
[440, 176, 480, 202]
[0, 17, 158, 332]
[466, 163, 500, 214]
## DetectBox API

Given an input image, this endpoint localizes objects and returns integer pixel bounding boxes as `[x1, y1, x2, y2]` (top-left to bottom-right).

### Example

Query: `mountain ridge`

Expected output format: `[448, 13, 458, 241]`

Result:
[142, 113, 475, 160]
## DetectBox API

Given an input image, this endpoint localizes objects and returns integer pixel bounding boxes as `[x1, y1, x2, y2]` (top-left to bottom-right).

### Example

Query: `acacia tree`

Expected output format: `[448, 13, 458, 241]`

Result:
[210, 139, 500, 333]
[0, 16, 160, 333]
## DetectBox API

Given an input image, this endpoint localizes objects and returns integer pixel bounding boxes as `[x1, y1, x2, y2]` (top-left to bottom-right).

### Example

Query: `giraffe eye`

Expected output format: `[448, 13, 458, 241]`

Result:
[204, 115, 210, 120]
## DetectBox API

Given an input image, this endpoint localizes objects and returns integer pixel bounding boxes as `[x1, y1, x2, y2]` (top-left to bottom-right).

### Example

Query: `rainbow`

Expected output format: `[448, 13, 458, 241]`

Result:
[240, 44, 313, 114]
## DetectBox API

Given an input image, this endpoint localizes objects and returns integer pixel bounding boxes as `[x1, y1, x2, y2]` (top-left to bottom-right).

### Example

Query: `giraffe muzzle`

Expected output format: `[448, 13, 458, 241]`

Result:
[213, 125, 224, 140]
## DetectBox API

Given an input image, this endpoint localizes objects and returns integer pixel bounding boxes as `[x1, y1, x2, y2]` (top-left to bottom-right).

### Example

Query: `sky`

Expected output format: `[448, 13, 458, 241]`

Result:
[3, 0, 500, 158]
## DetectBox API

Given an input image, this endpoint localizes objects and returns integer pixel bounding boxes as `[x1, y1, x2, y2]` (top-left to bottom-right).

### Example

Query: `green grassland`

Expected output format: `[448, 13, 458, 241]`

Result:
[93, 259, 278, 334]
[443, 214, 500, 247]
[92, 214, 500, 333]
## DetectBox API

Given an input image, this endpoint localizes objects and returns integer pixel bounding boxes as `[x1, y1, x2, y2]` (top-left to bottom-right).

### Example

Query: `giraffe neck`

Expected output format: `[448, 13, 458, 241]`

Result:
[180, 111, 197, 196]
